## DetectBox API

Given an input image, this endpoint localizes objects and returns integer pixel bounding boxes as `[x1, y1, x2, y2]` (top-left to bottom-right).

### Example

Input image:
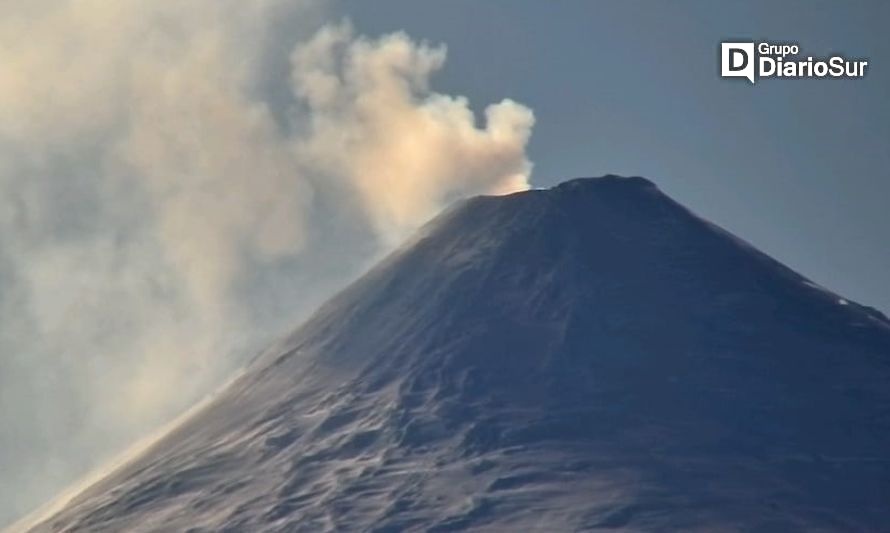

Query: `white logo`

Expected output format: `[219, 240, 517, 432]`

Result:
[721, 41, 868, 84]
[722, 42, 755, 83]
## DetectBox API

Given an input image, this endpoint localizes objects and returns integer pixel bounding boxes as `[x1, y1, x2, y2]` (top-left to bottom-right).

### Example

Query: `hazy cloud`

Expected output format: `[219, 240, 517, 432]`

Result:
[0, 1, 534, 525]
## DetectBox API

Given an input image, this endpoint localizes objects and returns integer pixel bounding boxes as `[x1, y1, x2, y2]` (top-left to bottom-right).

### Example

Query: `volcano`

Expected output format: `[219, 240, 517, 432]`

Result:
[25, 176, 890, 532]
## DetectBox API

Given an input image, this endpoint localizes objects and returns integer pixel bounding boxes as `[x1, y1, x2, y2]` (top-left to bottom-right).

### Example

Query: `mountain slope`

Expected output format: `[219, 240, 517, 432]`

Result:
[28, 176, 890, 532]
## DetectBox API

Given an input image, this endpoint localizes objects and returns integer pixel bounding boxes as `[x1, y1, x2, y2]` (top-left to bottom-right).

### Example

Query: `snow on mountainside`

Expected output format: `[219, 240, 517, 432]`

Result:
[22, 176, 890, 532]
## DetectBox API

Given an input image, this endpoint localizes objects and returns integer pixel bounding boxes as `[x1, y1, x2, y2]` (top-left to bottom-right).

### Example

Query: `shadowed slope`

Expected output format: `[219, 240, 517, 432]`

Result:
[30, 176, 890, 532]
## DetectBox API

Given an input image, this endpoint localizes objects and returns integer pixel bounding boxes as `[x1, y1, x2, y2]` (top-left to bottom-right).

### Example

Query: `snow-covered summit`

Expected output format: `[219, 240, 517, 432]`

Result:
[26, 176, 890, 532]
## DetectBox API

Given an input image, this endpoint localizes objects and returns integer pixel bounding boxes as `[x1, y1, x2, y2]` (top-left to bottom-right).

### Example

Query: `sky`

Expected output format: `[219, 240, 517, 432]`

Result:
[1, 0, 887, 527]
[340, 0, 890, 314]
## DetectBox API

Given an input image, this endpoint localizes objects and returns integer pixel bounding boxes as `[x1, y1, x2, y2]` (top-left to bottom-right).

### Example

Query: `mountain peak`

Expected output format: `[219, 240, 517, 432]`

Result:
[472, 174, 659, 207]
[551, 173, 657, 190]
[29, 176, 890, 533]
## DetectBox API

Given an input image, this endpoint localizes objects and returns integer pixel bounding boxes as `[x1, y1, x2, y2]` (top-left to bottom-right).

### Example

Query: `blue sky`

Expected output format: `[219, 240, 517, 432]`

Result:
[341, 0, 890, 313]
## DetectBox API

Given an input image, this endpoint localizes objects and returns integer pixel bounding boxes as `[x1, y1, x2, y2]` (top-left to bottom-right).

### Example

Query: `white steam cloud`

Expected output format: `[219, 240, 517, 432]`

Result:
[0, 1, 534, 525]
[292, 23, 533, 239]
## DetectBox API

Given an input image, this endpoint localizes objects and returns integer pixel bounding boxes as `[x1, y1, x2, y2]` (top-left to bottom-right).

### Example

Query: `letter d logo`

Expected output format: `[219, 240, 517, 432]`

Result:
[721, 42, 755, 84]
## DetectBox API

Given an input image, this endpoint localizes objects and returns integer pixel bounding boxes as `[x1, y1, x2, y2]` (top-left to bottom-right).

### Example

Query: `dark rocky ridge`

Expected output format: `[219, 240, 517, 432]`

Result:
[30, 176, 890, 532]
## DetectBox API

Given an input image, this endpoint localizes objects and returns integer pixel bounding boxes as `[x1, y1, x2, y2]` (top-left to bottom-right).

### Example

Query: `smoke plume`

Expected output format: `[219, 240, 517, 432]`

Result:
[0, 1, 534, 525]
